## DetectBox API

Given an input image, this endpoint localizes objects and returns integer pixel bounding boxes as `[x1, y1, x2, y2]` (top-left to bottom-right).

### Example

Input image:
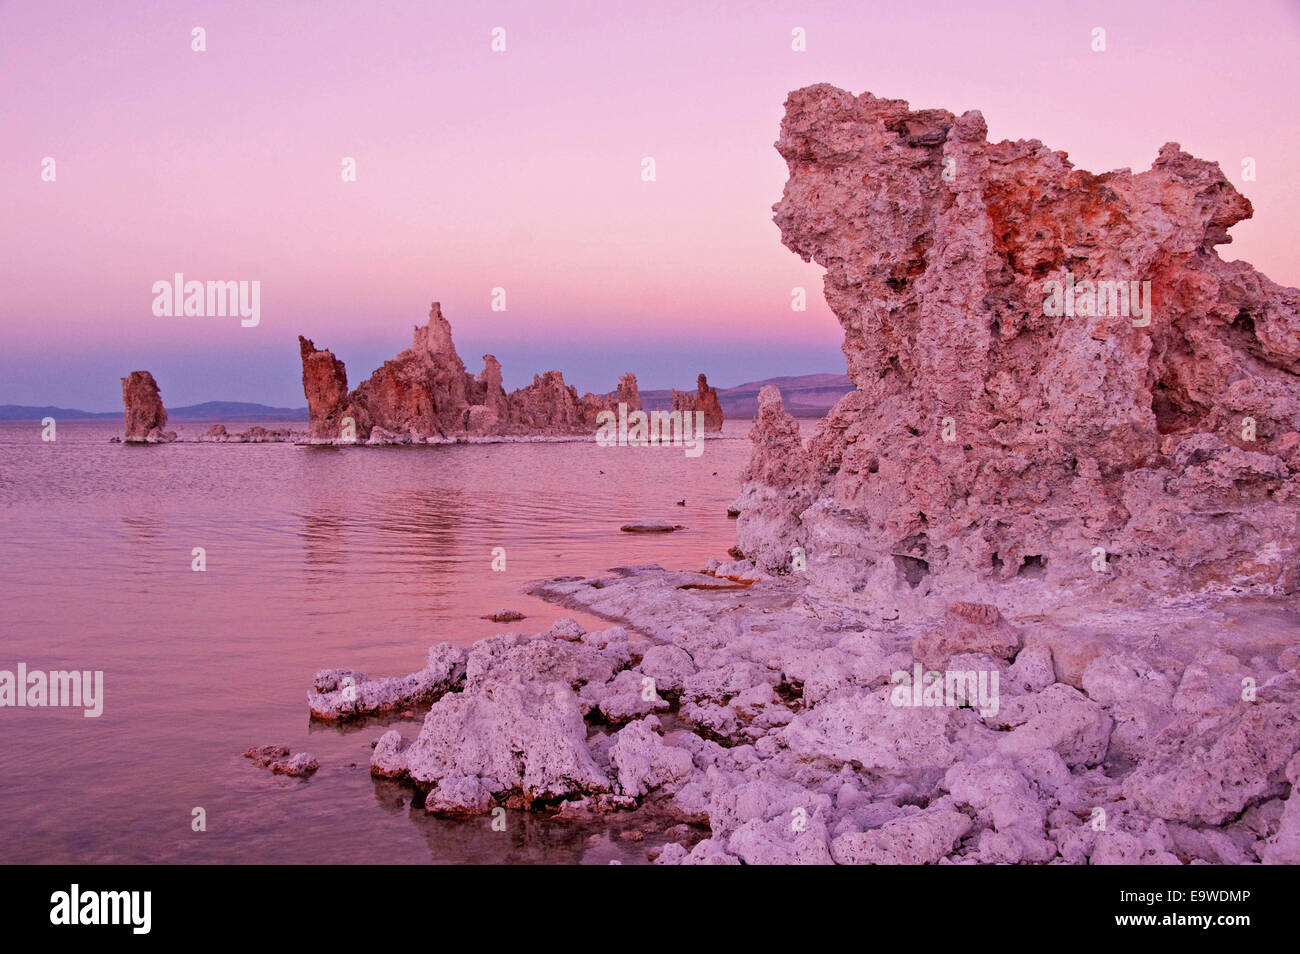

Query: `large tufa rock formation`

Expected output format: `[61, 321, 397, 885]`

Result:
[298, 338, 349, 441]
[737, 85, 1300, 607]
[298, 302, 640, 443]
[671, 373, 725, 432]
[120, 370, 172, 443]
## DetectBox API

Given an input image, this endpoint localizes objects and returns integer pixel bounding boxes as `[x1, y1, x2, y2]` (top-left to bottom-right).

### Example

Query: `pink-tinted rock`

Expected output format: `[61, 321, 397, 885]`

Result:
[737, 84, 1300, 605]
[732, 386, 811, 570]
[120, 371, 170, 443]
[1023, 624, 1111, 689]
[298, 336, 350, 440]
[506, 370, 585, 432]
[300, 301, 640, 442]
[636, 644, 697, 696]
[1081, 653, 1177, 760]
[370, 730, 411, 779]
[607, 716, 693, 798]
[728, 811, 834, 865]
[1259, 752, 1300, 864]
[989, 683, 1113, 767]
[830, 808, 971, 865]
[582, 372, 643, 428]
[581, 668, 670, 723]
[913, 601, 1022, 669]
[778, 687, 960, 784]
[425, 775, 496, 816]
[244, 744, 318, 777]
[399, 676, 610, 807]
[1122, 698, 1300, 825]
[269, 752, 319, 777]
[308, 643, 466, 721]
[671, 374, 724, 433]
[243, 744, 290, 767]
[943, 755, 1057, 862]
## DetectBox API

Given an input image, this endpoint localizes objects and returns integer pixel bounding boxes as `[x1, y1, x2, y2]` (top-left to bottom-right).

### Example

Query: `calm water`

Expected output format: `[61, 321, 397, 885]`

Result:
[0, 418, 761, 863]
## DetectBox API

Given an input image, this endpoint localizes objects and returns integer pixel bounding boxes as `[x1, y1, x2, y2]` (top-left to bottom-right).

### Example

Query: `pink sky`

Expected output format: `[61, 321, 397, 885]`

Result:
[3, 0, 1299, 408]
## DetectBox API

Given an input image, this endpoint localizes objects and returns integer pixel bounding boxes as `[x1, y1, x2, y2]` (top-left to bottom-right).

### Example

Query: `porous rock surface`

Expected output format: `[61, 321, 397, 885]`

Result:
[528, 567, 1300, 865]
[302, 559, 1298, 864]
[736, 84, 1300, 610]
[302, 559, 1299, 863]
[244, 744, 318, 778]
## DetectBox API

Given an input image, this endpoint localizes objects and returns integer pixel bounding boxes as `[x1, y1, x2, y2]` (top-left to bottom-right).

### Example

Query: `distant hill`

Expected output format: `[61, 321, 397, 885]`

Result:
[0, 405, 120, 421]
[160, 402, 309, 421]
[642, 372, 852, 419]
[0, 402, 308, 422]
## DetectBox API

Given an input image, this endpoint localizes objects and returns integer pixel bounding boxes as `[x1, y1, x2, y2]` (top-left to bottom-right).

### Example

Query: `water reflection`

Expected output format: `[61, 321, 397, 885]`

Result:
[0, 419, 759, 863]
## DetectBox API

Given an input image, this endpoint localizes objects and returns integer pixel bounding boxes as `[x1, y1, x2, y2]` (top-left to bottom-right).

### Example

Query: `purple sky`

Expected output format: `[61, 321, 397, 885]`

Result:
[4, 0, 1299, 409]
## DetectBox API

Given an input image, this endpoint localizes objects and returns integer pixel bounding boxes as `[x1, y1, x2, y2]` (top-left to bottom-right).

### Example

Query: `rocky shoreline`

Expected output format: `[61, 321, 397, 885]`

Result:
[295, 563, 1297, 864]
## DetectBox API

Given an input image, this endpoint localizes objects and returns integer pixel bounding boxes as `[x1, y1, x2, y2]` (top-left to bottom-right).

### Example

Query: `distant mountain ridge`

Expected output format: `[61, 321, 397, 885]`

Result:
[642, 372, 852, 419]
[0, 401, 309, 422]
[0, 373, 853, 422]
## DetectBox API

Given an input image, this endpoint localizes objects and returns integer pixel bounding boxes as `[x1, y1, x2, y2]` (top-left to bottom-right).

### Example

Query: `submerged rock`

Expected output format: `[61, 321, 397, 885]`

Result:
[196, 423, 299, 443]
[244, 745, 318, 777]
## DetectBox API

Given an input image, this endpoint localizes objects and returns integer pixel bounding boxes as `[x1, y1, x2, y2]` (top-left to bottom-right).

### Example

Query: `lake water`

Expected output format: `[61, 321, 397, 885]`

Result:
[0, 418, 763, 863]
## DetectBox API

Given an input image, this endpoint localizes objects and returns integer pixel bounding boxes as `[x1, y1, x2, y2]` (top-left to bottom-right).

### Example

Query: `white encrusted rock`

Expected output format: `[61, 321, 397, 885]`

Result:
[1123, 700, 1300, 825]
[607, 716, 694, 798]
[402, 676, 609, 808]
[830, 809, 972, 865]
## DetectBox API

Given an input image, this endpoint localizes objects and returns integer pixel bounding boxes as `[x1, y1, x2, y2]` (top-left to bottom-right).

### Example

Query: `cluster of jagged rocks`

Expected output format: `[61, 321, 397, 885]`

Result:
[304, 87, 1299, 864]
[122, 303, 725, 445]
[298, 302, 724, 444]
